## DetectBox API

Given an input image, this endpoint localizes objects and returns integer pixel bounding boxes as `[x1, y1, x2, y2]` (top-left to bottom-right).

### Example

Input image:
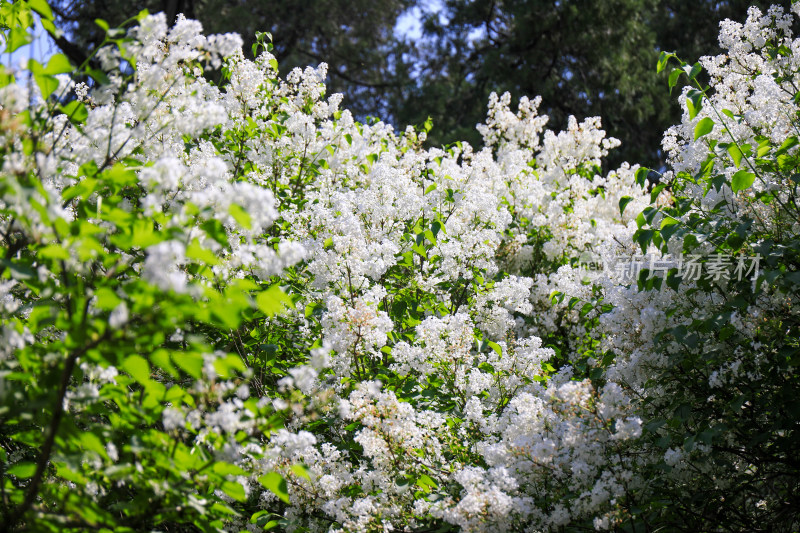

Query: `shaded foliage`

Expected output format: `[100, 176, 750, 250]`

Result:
[51, 0, 415, 119]
[396, 0, 778, 169]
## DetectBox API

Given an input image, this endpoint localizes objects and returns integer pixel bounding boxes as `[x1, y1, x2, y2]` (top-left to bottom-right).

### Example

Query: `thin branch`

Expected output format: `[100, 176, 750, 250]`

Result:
[3, 331, 111, 532]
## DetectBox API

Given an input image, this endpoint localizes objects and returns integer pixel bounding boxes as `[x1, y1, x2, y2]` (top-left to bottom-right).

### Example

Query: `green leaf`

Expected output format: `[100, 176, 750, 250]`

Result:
[693, 117, 714, 141]
[122, 355, 150, 384]
[636, 229, 655, 253]
[416, 474, 438, 493]
[666, 269, 681, 291]
[4, 27, 33, 54]
[727, 144, 743, 168]
[187, 239, 220, 266]
[213, 462, 248, 476]
[256, 285, 294, 316]
[0, 65, 13, 88]
[423, 229, 436, 245]
[757, 138, 772, 157]
[60, 100, 88, 124]
[731, 170, 755, 193]
[34, 73, 58, 100]
[209, 502, 238, 516]
[44, 53, 72, 75]
[250, 511, 279, 529]
[79, 432, 106, 456]
[87, 68, 110, 85]
[290, 464, 312, 481]
[28, 0, 54, 20]
[431, 219, 444, 237]
[685, 61, 702, 80]
[675, 403, 692, 421]
[0, 259, 35, 280]
[105, 163, 138, 186]
[659, 217, 680, 242]
[660, 217, 679, 229]
[173, 352, 204, 379]
[635, 167, 650, 188]
[258, 472, 289, 503]
[775, 135, 798, 156]
[619, 196, 633, 217]
[8, 462, 37, 479]
[229, 204, 252, 230]
[650, 183, 667, 203]
[94, 287, 122, 310]
[668, 69, 681, 94]
[213, 353, 246, 379]
[40, 18, 58, 38]
[657, 51, 675, 74]
[221, 481, 247, 502]
[486, 341, 502, 356]
[152, 351, 179, 378]
[686, 89, 703, 120]
[726, 233, 745, 250]
[39, 243, 69, 260]
[201, 219, 228, 247]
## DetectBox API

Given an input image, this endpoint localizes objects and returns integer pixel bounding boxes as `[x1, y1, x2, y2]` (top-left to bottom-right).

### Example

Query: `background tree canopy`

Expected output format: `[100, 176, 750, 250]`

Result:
[52, 0, 776, 167]
[394, 0, 780, 169]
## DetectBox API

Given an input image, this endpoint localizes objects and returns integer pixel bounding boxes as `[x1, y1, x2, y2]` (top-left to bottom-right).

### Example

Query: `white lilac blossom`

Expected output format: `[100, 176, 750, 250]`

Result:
[230, 34, 651, 531]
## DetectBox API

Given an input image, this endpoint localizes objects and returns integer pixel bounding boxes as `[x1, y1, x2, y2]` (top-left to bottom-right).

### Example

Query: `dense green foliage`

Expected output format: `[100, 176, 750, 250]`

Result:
[630, 49, 800, 528]
[50, 0, 415, 121]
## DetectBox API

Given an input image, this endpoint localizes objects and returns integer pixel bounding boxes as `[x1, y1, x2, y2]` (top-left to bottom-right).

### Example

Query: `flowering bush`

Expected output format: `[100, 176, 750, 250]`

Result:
[0, 1, 798, 531]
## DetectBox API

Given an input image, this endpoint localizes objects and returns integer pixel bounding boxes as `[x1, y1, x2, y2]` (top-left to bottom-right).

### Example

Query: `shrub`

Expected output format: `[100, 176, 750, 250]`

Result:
[0, 2, 798, 532]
